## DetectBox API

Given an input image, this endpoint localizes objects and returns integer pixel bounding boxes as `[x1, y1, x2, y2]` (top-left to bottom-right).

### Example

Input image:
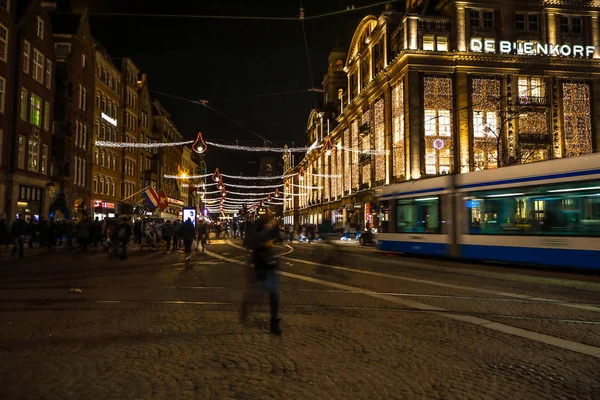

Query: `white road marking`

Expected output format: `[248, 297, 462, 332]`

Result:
[205, 247, 600, 359]
[283, 255, 600, 314]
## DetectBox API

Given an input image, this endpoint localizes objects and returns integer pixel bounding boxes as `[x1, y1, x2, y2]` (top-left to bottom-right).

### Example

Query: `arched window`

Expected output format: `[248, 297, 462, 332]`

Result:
[99, 177, 104, 194]
[336, 59, 343, 70]
[93, 175, 98, 193]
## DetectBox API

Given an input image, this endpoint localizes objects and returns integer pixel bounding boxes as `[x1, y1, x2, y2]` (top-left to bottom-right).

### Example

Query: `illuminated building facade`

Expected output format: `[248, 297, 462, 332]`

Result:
[91, 43, 121, 219]
[287, 0, 600, 230]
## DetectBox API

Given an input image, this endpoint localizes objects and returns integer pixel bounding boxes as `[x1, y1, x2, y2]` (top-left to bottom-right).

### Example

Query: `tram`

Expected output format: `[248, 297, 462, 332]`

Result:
[376, 153, 600, 269]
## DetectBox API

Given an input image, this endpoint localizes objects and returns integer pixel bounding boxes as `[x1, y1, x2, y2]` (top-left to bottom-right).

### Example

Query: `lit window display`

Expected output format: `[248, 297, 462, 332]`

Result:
[351, 120, 359, 190]
[424, 76, 454, 175]
[361, 110, 372, 188]
[336, 141, 343, 197]
[562, 82, 593, 158]
[472, 78, 500, 170]
[374, 98, 385, 183]
[392, 82, 405, 179]
[344, 129, 351, 193]
[518, 111, 549, 163]
[517, 76, 545, 104]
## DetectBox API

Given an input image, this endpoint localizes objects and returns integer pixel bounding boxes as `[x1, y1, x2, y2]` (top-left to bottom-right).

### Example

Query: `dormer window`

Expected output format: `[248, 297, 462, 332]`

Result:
[36, 16, 44, 39]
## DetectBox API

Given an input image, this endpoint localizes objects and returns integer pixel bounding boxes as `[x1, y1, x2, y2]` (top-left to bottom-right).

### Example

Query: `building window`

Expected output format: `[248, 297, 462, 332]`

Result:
[111, 180, 116, 196]
[0, 24, 7, 62]
[78, 84, 87, 110]
[100, 177, 104, 194]
[437, 36, 448, 52]
[141, 111, 148, 127]
[0, 77, 4, 113]
[96, 91, 100, 108]
[516, 13, 539, 31]
[93, 175, 98, 193]
[43, 101, 50, 131]
[45, 60, 52, 89]
[424, 77, 454, 176]
[28, 139, 39, 172]
[470, 10, 494, 29]
[94, 148, 98, 164]
[560, 16, 583, 35]
[55, 43, 70, 58]
[36, 16, 44, 39]
[23, 40, 30, 73]
[32, 48, 44, 83]
[74, 157, 79, 184]
[518, 77, 545, 104]
[41, 144, 47, 174]
[29, 93, 42, 127]
[81, 53, 86, 67]
[19, 87, 27, 120]
[17, 135, 25, 169]
[82, 125, 87, 149]
[423, 35, 434, 51]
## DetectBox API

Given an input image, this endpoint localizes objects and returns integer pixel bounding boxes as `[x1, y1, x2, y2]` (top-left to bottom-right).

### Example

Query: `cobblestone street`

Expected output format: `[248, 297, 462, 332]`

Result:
[0, 240, 599, 399]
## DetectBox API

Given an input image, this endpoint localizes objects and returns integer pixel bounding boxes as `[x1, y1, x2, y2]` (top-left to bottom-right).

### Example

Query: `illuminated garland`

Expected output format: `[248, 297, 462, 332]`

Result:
[206, 141, 315, 153]
[223, 182, 284, 189]
[164, 173, 212, 179]
[307, 173, 341, 178]
[220, 173, 296, 180]
[290, 183, 323, 189]
[96, 140, 194, 148]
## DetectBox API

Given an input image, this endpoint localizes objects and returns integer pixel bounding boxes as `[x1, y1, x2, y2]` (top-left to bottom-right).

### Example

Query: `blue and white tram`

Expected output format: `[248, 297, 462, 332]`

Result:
[376, 153, 600, 269]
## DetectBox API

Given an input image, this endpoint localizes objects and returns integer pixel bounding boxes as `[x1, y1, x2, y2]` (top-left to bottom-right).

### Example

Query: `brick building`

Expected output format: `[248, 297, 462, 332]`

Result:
[50, 8, 94, 219]
[3, 0, 55, 223]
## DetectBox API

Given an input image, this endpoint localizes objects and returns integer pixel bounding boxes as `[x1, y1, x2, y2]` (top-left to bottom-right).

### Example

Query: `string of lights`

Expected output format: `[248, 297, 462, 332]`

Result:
[206, 142, 314, 153]
[307, 173, 341, 178]
[95, 140, 194, 148]
[289, 183, 323, 189]
[163, 173, 212, 179]
[220, 173, 296, 180]
[222, 182, 284, 189]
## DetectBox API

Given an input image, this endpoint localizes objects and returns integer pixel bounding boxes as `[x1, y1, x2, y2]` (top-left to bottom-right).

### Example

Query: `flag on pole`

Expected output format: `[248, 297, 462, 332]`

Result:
[142, 187, 160, 209]
[157, 190, 169, 211]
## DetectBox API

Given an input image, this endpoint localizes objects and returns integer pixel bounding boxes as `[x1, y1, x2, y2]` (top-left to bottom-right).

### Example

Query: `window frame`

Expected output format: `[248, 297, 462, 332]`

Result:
[36, 16, 44, 39]
[28, 138, 40, 172]
[19, 87, 27, 120]
[29, 93, 42, 127]
[0, 23, 8, 62]
[32, 48, 44, 83]
[17, 135, 25, 169]
[41, 144, 47, 175]
[45, 59, 52, 89]
[0, 76, 5, 113]
[23, 40, 30, 74]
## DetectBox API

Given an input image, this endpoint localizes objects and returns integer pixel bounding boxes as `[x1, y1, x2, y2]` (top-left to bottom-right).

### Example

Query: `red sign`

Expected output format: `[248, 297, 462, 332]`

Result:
[157, 190, 169, 211]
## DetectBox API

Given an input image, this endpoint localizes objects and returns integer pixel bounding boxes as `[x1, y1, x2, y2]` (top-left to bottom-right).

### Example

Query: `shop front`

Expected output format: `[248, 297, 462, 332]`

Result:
[160, 197, 184, 220]
[92, 199, 117, 220]
[16, 185, 45, 222]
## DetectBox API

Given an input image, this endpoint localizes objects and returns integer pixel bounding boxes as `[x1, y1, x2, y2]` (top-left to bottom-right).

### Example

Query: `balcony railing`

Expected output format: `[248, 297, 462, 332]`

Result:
[518, 95, 547, 106]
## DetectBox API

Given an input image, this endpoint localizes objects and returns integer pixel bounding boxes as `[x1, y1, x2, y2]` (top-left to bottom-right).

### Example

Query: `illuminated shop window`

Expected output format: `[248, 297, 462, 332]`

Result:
[374, 98, 385, 183]
[517, 77, 545, 104]
[392, 82, 405, 179]
[424, 77, 454, 175]
[562, 82, 592, 158]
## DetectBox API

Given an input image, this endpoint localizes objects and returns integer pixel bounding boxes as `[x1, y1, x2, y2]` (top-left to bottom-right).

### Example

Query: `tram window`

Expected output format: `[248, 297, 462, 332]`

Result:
[396, 197, 440, 233]
[377, 201, 390, 233]
[466, 182, 600, 236]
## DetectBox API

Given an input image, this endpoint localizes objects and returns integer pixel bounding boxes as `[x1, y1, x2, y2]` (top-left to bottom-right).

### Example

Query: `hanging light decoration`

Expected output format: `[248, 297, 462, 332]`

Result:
[322, 137, 335, 157]
[192, 132, 208, 154]
[274, 188, 280, 197]
[212, 168, 222, 183]
[299, 167, 305, 181]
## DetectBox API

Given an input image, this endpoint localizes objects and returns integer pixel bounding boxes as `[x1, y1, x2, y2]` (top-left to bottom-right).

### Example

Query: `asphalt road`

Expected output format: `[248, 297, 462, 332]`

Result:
[0, 239, 599, 399]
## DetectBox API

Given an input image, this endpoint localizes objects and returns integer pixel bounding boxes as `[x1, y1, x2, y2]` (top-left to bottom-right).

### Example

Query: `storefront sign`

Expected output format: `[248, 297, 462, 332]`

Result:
[101, 113, 117, 126]
[92, 200, 115, 209]
[167, 197, 184, 206]
[354, 203, 361, 209]
[470, 39, 596, 58]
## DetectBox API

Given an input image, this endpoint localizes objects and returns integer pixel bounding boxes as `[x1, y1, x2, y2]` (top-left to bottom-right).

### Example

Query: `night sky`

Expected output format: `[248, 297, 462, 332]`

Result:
[60, 0, 395, 174]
